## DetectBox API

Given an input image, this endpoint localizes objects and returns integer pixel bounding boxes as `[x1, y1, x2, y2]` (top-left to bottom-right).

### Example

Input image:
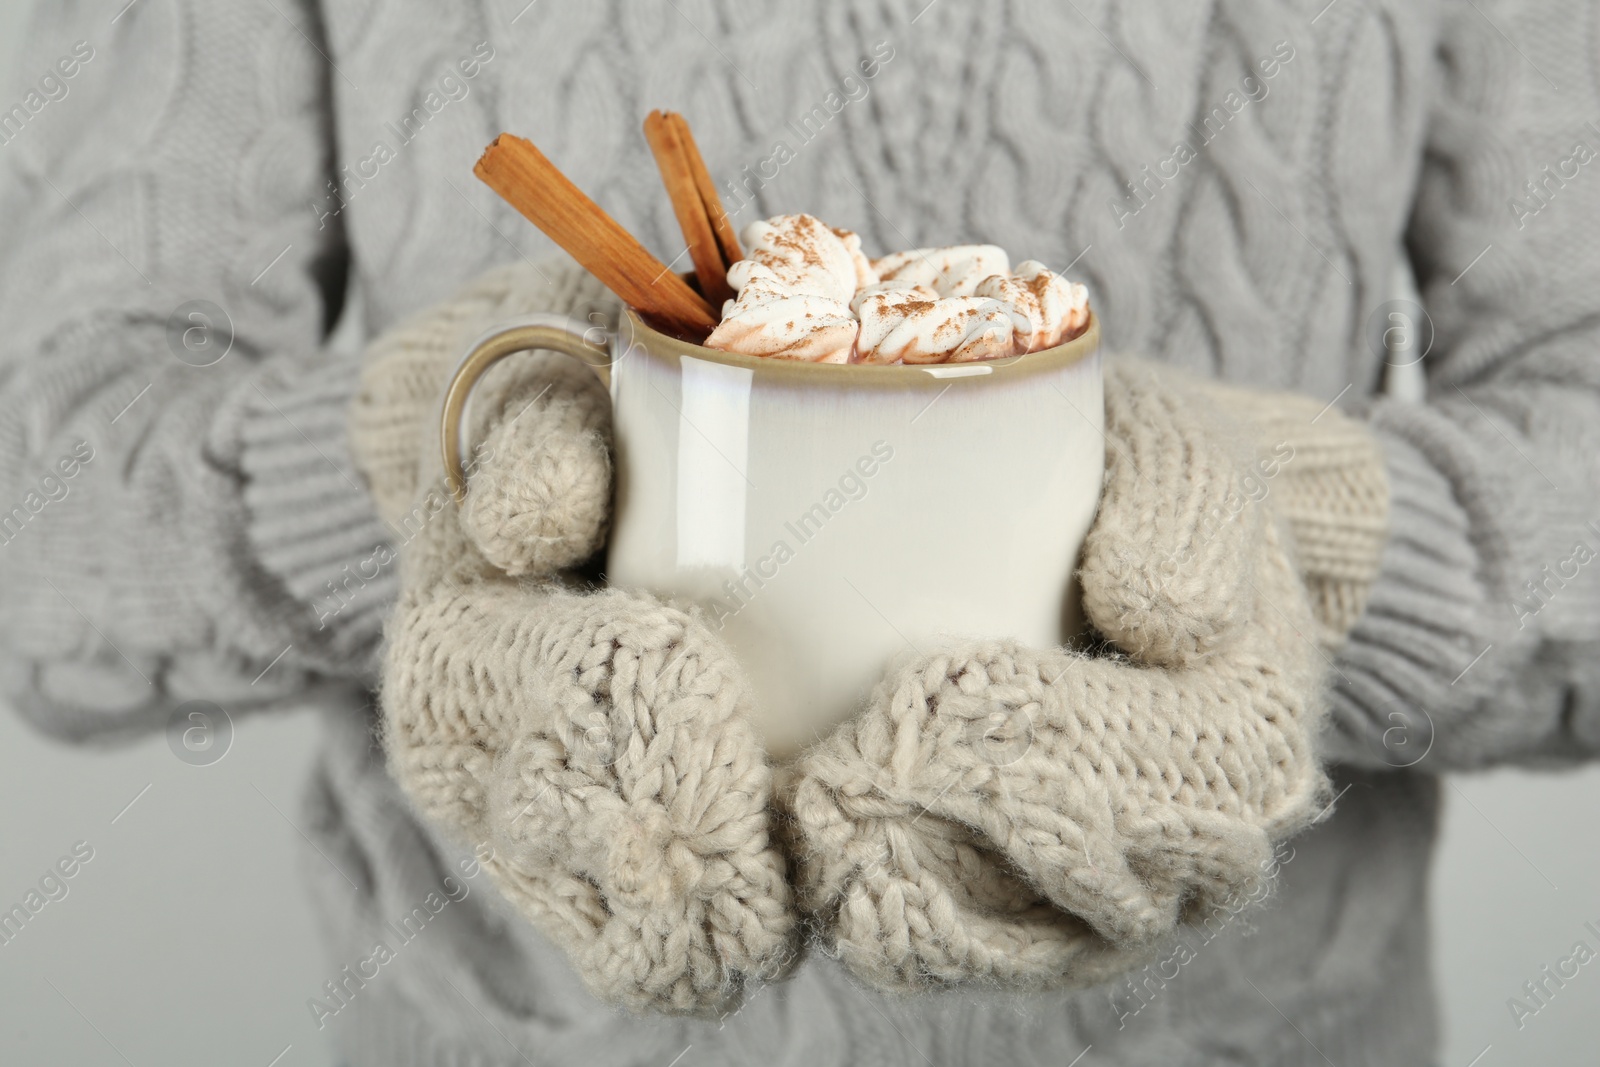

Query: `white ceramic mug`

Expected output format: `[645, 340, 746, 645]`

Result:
[443, 309, 1104, 760]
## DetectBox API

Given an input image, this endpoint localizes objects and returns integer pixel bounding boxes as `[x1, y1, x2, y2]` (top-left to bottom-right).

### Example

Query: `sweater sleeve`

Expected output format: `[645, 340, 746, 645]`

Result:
[0, 1, 394, 742]
[1321, 0, 1600, 770]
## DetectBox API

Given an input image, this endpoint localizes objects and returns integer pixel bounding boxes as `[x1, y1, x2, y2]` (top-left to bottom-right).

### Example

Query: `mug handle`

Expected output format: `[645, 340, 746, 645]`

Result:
[439, 314, 611, 504]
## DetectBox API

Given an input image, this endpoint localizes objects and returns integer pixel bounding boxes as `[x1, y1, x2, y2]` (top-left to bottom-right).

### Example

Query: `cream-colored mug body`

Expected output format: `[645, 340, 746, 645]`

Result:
[443, 310, 1103, 760]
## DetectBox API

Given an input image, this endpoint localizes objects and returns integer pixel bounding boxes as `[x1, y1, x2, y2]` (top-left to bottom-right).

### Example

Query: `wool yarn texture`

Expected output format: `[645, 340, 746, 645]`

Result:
[355, 260, 798, 1016]
[779, 360, 1390, 992]
[1193, 377, 1390, 649]
[353, 262, 1390, 1010]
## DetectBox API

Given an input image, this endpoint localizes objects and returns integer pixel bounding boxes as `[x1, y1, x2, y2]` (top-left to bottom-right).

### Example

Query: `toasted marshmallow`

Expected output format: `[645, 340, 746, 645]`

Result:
[738, 214, 858, 304]
[853, 289, 1014, 365]
[706, 283, 857, 363]
[871, 244, 1011, 298]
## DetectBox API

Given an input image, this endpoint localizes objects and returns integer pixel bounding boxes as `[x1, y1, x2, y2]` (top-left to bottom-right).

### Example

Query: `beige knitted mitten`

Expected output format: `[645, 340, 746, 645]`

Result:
[783, 358, 1390, 993]
[1192, 377, 1390, 648]
[351, 258, 617, 561]
[352, 260, 798, 1015]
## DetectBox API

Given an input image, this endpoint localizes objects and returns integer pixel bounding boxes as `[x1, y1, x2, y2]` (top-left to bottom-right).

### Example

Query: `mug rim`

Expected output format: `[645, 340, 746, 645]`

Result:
[621, 308, 1100, 384]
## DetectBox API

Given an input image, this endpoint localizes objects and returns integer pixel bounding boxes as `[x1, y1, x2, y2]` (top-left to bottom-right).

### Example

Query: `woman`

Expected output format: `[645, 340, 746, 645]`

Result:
[2, 1, 1597, 1063]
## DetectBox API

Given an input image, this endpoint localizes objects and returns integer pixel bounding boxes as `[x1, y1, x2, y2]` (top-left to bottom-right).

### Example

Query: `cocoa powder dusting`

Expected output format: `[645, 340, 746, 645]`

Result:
[762, 214, 829, 272]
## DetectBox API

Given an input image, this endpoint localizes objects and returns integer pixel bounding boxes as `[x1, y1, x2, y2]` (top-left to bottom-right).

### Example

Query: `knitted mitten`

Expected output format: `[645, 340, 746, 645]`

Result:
[351, 258, 616, 544]
[783, 358, 1390, 993]
[1192, 378, 1390, 649]
[352, 260, 798, 1015]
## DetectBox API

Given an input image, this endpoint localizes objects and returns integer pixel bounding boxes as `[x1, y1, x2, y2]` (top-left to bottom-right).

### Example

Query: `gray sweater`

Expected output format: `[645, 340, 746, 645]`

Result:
[2, 1, 1598, 1063]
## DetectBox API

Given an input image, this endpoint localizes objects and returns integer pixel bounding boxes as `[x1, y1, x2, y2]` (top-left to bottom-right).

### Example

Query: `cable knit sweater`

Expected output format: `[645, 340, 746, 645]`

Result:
[3, 1, 1599, 1064]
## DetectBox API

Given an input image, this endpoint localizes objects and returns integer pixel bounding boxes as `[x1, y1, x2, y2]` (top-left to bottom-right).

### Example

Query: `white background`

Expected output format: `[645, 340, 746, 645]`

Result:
[2, 2, 1598, 1065]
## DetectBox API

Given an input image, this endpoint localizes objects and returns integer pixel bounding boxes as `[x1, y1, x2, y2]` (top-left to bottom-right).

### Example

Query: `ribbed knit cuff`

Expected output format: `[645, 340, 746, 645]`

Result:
[238, 354, 398, 678]
[1320, 417, 1497, 768]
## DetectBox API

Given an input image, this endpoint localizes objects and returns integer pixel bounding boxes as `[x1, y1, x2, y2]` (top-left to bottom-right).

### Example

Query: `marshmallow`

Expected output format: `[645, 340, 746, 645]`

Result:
[706, 219, 1089, 364]
[1011, 260, 1090, 348]
[737, 214, 859, 304]
[871, 244, 1011, 298]
[849, 280, 938, 317]
[831, 227, 881, 290]
[854, 289, 1014, 365]
[973, 274, 1043, 352]
[706, 266, 858, 363]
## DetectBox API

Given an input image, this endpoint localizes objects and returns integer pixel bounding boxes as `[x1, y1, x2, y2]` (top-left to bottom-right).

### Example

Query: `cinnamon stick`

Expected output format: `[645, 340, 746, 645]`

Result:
[643, 111, 734, 307]
[474, 134, 717, 336]
[667, 112, 743, 267]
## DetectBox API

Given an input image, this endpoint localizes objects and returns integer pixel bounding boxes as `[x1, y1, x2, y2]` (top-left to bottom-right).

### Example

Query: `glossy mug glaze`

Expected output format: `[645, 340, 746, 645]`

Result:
[442, 309, 1104, 760]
